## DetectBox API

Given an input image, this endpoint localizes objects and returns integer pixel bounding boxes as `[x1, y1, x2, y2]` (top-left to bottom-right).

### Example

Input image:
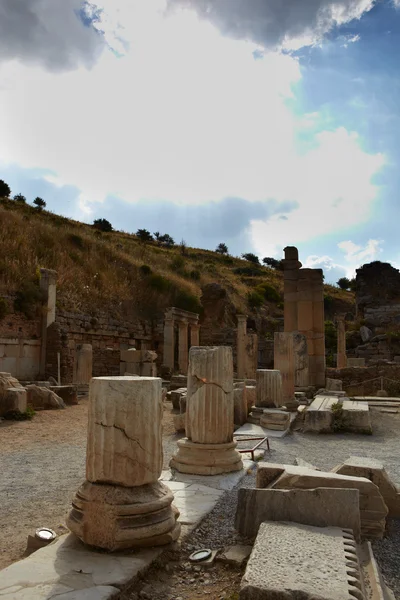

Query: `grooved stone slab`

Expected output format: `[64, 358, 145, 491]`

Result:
[235, 487, 361, 541]
[240, 522, 363, 600]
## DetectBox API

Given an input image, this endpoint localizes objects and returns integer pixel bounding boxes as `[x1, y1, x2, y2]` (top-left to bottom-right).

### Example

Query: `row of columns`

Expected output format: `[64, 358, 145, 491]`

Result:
[163, 308, 200, 375]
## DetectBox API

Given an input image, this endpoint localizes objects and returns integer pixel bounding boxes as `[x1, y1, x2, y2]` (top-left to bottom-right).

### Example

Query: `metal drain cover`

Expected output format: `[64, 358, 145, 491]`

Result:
[35, 528, 56, 542]
[189, 549, 212, 562]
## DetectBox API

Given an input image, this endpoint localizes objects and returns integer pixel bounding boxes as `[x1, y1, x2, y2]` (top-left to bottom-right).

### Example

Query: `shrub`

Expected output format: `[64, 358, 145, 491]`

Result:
[136, 228, 153, 243]
[4, 406, 35, 420]
[190, 269, 201, 281]
[0, 297, 7, 320]
[68, 233, 85, 249]
[170, 255, 185, 271]
[14, 281, 44, 319]
[324, 294, 334, 310]
[233, 266, 264, 277]
[262, 257, 284, 270]
[337, 277, 351, 290]
[216, 242, 228, 254]
[255, 283, 282, 303]
[221, 255, 234, 265]
[0, 179, 11, 197]
[33, 197, 46, 210]
[242, 252, 260, 264]
[325, 320, 337, 351]
[158, 233, 175, 248]
[148, 274, 171, 292]
[174, 290, 202, 313]
[93, 218, 112, 232]
[247, 291, 264, 308]
[139, 264, 152, 276]
[13, 193, 26, 203]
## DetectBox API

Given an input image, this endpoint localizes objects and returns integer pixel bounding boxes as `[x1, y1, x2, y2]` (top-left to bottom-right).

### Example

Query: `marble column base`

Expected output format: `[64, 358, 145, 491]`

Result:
[170, 438, 243, 475]
[66, 480, 181, 551]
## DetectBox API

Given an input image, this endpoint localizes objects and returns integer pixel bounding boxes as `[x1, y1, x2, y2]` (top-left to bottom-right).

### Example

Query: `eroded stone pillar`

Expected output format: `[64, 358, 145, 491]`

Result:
[245, 332, 258, 379]
[163, 317, 175, 371]
[256, 369, 283, 408]
[73, 343, 92, 385]
[336, 314, 346, 370]
[178, 321, 189, 374]
[170, 346, 243, 475]
[237, 315, 247, 379]
[67, 376, 180, 550]
[282, 247, 301, 333]
[293, 332, 309, 387]
[312, 269, 326, 387]
[274, 332, 295, 406]
[190, 323, 200, 347]
[39, 268, 57, 378]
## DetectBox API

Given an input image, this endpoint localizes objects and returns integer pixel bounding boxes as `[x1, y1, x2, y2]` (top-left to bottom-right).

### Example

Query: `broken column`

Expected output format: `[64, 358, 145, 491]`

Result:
[236, 315, 247, 379]
[163, 313, 175, 372]
[293, 332, 309, 387]
[282, 246, 301, 333]
[190, 323, 200, 347]
[170, 346, 243, 475]
[39, 268, 57, 378]
[73, 343, 92, 385]
[256, 369, 283, 408]
[336, 314, 347, 369]
[274, 332, 295, 406]
[67, 376, 180, 550]
[178, 320, 189, 375]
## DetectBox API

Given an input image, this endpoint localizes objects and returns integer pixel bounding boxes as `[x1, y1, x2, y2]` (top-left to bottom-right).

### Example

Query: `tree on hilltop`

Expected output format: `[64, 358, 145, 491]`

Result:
[93, 218, 113, 232]
[136, 229, 153, 243]
[216, 242, 228, 255]
[263, 256, 283, 270]
[159, 233, 175, 248]
[337, 277, 351, 290]
[242, 252, 260, 265]
[0, 180, 11, 197]
[33, 197, 46, 210]
[13, 193, 26, 203]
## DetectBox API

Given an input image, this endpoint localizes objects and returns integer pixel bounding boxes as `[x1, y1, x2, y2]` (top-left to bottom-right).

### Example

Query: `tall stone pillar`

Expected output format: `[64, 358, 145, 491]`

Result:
[293, 332, 309, 387]
[39, 268, 57, 378]
[170, 346, 243, 475]
[67, 376, 180, 550]
[237, 315, 247, 379]
[282, 247, 301, 333]
[245, 332, 258, 379]
[336, 314, 346, 370]
[163, 317, 175, 371]
[73, 343, 93, 385]
[178, 321, 189, 374]
[190, 323, 200, 347]
[256, 369, 283, 407]
[274, 332, 295, 406]
[312, 269, 326, 387]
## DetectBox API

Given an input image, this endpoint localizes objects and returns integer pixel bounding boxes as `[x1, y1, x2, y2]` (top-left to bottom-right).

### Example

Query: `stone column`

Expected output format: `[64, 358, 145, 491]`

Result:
[293, 332, 309, 387]
[163, 316, 175, 371]
[336, 314, 346, 370]
[245, 332, 258, 379]
[237, 315, 247, 379]
[282, 247, 302, 333]
[274, 332, 295, 406]
[256, 369, 283, 408]
[67, 376, 180, 550]
[190, 323, 200, 348]
[297, 269, 315, 385]
[178, 320, 189, 374]
[73, 343, 93, 385]
[170, 346, 243, 475]
[39, 268, 57, 378]
[312, 269, 326, 387]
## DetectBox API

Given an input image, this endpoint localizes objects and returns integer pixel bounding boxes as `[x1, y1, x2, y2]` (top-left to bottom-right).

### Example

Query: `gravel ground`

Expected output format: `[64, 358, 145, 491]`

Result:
[1, 402, 399, 598]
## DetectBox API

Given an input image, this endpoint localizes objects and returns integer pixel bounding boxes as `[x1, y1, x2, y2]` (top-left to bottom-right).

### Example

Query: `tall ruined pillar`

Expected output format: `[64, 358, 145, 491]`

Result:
[190, 323, 200, 347]
[274, 332, 295, 406]
[178, 321, 189, 374]
[39, 268, 57, 378]
[170, 346, 243, 475]
[312, 269, 326, 387]
[163, 315, 175, 371]
[282, 247, 301, 333]
[336, 314, 347, 370]
[67, 376, 180, 550]
[256, 369, 283, 407]
[236, 315, 247, 379]
[245, 332, 258, 379]
[73, 343, 93, 385]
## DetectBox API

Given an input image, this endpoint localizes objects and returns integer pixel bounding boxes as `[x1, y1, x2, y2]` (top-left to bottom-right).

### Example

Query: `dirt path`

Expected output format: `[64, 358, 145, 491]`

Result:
[0, 401, 179, 571]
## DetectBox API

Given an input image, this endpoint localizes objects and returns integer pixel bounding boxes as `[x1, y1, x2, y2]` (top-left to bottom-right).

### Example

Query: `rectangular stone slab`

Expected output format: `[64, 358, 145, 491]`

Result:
[235, 487, 361, 541]
[240, 522, 363, 600]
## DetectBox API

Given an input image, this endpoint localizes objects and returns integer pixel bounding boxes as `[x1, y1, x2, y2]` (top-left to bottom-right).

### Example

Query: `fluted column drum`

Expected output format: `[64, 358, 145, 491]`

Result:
[86, 376, 163, 487]
[274, 333, 295, 406]
[256, 369, 283, 408]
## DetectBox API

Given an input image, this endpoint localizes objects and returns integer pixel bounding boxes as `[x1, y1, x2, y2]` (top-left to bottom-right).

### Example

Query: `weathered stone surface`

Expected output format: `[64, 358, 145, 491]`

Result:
[234, 386, 248, 426]
[256, 463, 388, 539]
[274, 332, 295, 406]
[0, 373, 24, 416]
[293, 332, 309, 387]
[0, 387, 27, 416]
[67, 480, 180, 550]
[26, 384, 66, 410]
[347, 357, 366, 367]
[245, 385, 256, 411]
[86, 376, 163, 487]
[259, 409, 290, 431]
[360, 326, 373, 343]
[326, 378, 343, 391]
[170, 388, 187, 411]
[173, 413, 185, 433]
[73, 343, 93, 385]
[342, 400, 372, 434]
[240, 522, 363, 600]
[235, 487, 361, 541]
[303, 395, 336, 432]
[170, 439, 242, 475]
[256, 369, 283, 408]
[49, 385, 78, 406]
[218, 545, 252, 566]
[334, 456, 400, 518]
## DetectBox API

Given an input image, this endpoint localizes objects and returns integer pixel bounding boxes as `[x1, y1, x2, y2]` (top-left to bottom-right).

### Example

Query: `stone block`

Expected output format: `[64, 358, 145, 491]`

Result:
[360, 325, 373, 342]
[245, 385, 256, 410]
[173, 413, 186, 433]
[240, 522, 363, 600]
[141, 362, 157, 377]
[347, 357, 366, 367]
[326, 378, 343, 391]
[49, 385, 78, 406]
[234, 386, 248, 426]
[303, 396, 336, 432]
[26, 385, 66, 410]
[235, 487, 361, 541]
[0, 387, 27, 416]
[218, 545, 252, 566]
[259, 409, 290, 431]
[342, 400, 372, 434]
[334, 456, 400, 518]
[170, 388, 187, 410]
[120, 349, 141, 363]
[256, 462, 388, 539]
[256, 369, 283, 408]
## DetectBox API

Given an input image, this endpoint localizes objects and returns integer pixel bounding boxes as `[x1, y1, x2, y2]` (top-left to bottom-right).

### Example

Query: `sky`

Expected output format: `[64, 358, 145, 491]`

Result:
[1, 0, 400, 284]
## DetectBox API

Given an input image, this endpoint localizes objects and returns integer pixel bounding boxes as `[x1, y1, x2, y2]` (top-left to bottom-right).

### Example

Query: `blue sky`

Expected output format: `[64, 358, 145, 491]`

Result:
[0, 0, 400, 283]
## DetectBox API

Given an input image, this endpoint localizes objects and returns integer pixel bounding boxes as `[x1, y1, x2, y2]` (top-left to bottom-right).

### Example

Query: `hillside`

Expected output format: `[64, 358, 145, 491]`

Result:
[0, 197, 354, 325]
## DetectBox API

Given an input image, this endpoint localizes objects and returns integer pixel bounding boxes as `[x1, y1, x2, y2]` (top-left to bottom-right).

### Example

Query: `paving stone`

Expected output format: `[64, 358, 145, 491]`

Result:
[218, 545, 252, 566]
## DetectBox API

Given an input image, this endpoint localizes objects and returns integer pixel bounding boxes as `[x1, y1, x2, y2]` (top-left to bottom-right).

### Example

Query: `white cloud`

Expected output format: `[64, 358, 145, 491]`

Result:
[338, 239, 383, 271]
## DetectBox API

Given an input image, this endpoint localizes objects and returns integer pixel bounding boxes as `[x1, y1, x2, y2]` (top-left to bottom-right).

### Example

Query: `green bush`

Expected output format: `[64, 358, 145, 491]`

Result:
[68, 233, 85, 249]
[233, 266, 264, 277]
[69, 251, 84, 265]
[93, 218, 112, 232]
[325, 320, 337, 352]
[324, 294, 334, 309]
[139, 264, 152, 276]
[14, 282, 44, 319]
[4, 406, 35, 420]
[148, 274, 171, 292]
[170, 255, 185, 271]
[255, 283, 282, 303]
[189, 269, 201, 281]
[174, 290, 202, 314]
[0, 297, 7, 320]
[247, 291, 264, 308]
